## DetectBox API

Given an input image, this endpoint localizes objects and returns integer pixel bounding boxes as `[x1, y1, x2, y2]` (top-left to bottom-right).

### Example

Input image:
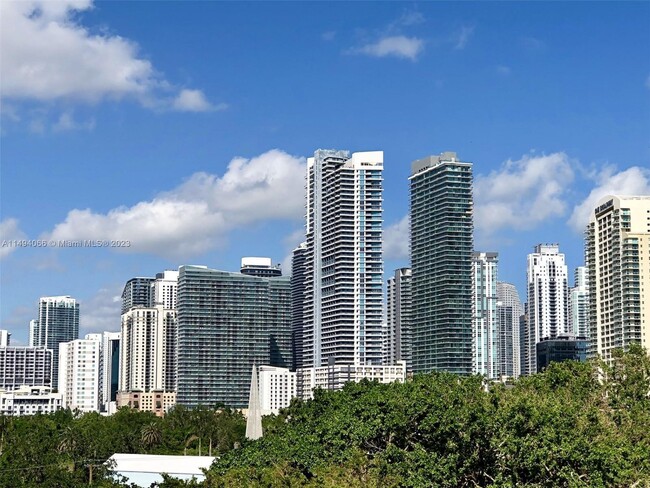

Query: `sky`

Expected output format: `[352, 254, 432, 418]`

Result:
[1, 1, 649, 344]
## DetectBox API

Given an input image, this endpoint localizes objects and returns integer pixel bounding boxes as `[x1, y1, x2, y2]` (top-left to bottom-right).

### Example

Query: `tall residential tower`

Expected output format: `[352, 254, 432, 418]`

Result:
[524, 244, 569, 375]
[409, 152, 474, 375]
[586, 195, 650, 362]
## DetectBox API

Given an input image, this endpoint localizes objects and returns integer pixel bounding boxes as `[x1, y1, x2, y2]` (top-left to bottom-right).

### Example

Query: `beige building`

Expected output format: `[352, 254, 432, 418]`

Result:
[119, 306, 177, 414]
[586, 195, 650, 362]
[116, 391, 176, 417]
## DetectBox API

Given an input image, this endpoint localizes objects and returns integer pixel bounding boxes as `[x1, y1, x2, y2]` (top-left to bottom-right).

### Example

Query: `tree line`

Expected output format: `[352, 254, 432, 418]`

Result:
[1, 345, 648, 487]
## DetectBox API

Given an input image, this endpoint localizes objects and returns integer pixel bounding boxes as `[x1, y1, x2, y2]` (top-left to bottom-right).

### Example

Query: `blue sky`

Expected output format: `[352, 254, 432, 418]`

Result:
[1, 1, 649, 343]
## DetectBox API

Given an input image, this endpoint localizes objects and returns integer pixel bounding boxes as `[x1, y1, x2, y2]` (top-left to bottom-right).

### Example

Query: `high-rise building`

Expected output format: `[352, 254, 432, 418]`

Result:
[121, 277, 155, 314]
[524, 244, 569, 375]
[0, 330, 10, 347]
[176, 264, 292, 408]
[0, 346, 53, 390]
[241, 257, 283, 278]
[409, 152, 474, 375]
[28, 320, 37, 347]
[119, 306, 177, 394]
[569, 267, 590, 340]
[586, 195, 650, 362]
[301, 149, 384, 370]
[297, 149, 406, 397]
[101, 331, 120, 413]
[496, 282, 524, 379]
[152, 270, 179, 309]
[291, 243, 308, 371]
[385, 268, 412, 371]
[58, 336, 100, 412]
[34, 296, 79, 388]
[471, 252, 499, 379]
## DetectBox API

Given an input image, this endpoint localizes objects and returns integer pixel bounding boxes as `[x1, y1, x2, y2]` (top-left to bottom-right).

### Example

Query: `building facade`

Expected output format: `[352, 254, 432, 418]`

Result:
[240, 257, 283, 278]
[409, 152, 474, 375]
[0, 330, 10, 347]
[0, 386, 62, 416]
[58, 337, 100, 412]
[119, 306, 177, 394]
[176, 265, 292, 408]
[291, 243, 308, 371]
[34, 296, 79, 388]
[101, 331, 121, 413]
[385, 268, 412, 371]
[569, 267, 590, 340]
[299, 361, 406, 400]
[586, 195, 650, 362]
[257, 365, 296, 415]
[536, 334, 587, 372]
[524, 244, 569, 375]
[152, 271, 179, 309]
[496, 282, 524, 379]
[121, 277, 155, 314]
[301, 149, 384, 370]
[0, 346, 53, 390]
[471, 252, 499, 379]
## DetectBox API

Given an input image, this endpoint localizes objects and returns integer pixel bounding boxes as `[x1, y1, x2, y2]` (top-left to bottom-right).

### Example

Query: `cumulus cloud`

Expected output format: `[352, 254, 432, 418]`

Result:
[42, 149, 306, 258]
[0, 1, 218, 111]
[474, 153, 574, 235]
[349, 36, 424, 61]
[173, 89, 224, 113]
[568, 166, 650, 232]
[79, 286, 122, 333]
[0, 218, 27, 259]
[383, 215, 410, 260]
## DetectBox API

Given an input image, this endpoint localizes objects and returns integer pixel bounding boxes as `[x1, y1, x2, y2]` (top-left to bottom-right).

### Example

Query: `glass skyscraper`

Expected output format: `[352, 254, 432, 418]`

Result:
[409, 152, 474, 375]
[177, 265, 291, 408]
[34, 296, 79, 388]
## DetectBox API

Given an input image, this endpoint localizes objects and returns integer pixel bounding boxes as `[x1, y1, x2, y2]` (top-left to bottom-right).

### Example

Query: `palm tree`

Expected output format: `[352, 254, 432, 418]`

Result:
[140, 422, 163, 450]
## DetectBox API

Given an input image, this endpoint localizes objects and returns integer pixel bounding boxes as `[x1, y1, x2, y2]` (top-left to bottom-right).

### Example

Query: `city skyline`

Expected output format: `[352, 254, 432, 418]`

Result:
[2, 1, 650, 343]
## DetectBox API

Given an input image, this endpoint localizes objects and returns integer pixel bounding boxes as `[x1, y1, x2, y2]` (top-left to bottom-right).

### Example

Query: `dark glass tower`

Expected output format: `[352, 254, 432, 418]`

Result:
[35, 296, 79, 388]
[176, 265, 291, 408]
[409, 152, 474, 375]
[291, 243, 307, 371]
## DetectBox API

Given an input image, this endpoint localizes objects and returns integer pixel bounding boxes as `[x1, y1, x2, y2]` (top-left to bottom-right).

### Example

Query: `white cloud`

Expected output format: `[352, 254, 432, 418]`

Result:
[453, 25, 475, 50]
[350, 36, 424, 61]
[173, 89, 224, 113]
[0, 1, 217, 111]
[646, 74, 650, 90]
[0, 218, 27, 259]
[568, 166, 650, 232]
[79, 286, 122, 333]
[52, 111, 95, 132]
[474, 152, 574, 235]
[383, 215, 410, 260]
[42, 149, 306, 258]
[321, 31, 336, 41]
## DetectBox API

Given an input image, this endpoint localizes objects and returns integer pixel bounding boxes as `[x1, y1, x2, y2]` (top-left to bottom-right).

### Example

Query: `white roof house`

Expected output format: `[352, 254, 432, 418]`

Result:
[108, 454, 216, 487]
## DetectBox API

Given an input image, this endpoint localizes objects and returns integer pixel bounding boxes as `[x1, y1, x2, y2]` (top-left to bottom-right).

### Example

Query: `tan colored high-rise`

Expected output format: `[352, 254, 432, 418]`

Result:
[586, 195, 650, 363]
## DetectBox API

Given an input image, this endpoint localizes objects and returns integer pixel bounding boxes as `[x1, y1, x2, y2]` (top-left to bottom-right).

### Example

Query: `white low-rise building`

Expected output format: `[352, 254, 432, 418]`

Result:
[0, 385, 62, 416]
[108, 454, 215, 487]
[258, 365, 296, 415]
[299, 362, 406, 400]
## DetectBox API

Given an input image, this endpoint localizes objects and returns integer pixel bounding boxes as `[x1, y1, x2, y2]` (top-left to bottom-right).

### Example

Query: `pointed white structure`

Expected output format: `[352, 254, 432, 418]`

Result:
[245, 364, 263, 440]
